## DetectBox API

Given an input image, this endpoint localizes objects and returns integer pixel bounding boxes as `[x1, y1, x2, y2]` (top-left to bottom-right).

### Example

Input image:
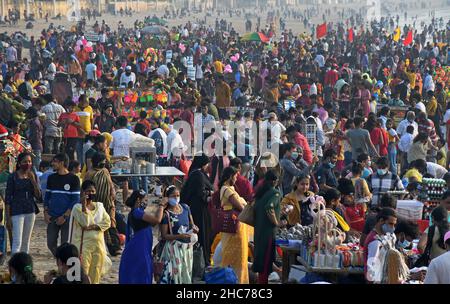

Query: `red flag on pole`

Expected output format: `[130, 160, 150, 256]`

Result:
[316, 23, 327, 39]
[403, 30, 413, 46]
[348, 28, 354, 42]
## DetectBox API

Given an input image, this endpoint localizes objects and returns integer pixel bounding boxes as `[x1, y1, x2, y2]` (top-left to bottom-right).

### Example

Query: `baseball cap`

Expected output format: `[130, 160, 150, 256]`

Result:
[89, 130, 101, 137]
[125, 65, 132, 71]
[444, 231, 450, 244]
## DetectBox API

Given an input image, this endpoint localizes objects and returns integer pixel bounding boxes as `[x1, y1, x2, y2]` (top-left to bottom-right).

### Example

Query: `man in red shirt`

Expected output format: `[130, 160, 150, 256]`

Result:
[286, 125, 313, 165]
[324, 64, 339, 87]
[58, 100, 82, 160]
[229, 157, 254, 202]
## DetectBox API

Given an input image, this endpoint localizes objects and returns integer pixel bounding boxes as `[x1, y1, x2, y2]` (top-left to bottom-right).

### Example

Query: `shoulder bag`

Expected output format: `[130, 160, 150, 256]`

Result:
[216, 187, 240, 233]
[237, 200, 255, 227]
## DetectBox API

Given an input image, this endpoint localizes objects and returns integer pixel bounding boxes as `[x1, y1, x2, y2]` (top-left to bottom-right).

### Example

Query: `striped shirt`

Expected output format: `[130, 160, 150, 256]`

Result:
[44, 173, 81, 218]
[367, 172, 404, 207]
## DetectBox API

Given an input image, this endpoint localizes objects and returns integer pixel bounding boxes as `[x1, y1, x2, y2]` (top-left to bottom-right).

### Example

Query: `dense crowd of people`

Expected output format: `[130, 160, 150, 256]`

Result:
[0, 5, 449, 285]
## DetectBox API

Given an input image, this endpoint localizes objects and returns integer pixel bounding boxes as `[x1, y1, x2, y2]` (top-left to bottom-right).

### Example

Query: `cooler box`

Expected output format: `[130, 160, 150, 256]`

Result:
[396, 200, 423, 221]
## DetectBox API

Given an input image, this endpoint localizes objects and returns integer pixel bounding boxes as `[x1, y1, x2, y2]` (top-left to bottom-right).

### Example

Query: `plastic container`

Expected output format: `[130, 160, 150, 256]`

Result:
[396, 200, 424, 221]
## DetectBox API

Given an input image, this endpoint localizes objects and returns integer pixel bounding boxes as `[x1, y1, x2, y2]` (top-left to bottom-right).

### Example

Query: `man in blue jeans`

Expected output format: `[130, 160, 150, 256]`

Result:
[44, 153, 80, 256]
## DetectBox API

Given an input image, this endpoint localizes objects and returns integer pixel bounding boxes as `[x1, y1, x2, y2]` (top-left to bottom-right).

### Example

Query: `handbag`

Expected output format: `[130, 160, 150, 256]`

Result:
[215, 188, 240, 233]
[179, 155, 192, 180]
[237, 201, 255, 227]
[204, 266, 238, 284]
[152, 211, 171, 281]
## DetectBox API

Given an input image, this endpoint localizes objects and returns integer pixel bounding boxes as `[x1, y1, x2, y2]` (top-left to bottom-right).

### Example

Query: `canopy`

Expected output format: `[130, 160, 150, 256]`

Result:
[241, 32, 270, 43]
[140, 25, 169, 36]
[145, 17, 168, 26]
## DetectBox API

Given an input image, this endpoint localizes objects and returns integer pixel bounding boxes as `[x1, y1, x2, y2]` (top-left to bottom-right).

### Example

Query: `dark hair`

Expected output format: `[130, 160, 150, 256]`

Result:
[351, 161, 364, 175]
[53, 153, 70, 168]
[92, 152, 107, 169]
[229, 157, 243, 168]
[219, 167, 238, 189]
[116, 116, 128, 128]
[139, 110, 147, 119]
[134, 123, 148, 136]
[39, 160, 51, 171]
[431, 205, 449, 249]
[376, 156, 389, 168]
[164, 185, 178, 197]
[395, 220, 420, 240]
[281, 142, 296, 156]
[376, 207, 397, 222]
[254, 170, 279, 199]
[8, 252, 39, 284]
[68, 160, 80, 172]
[353, 116, 364, 127]
[189, 153, 210, 174]
[413, 159, 427, 173]
[55, 243, 79, 264]
[413, 132, 428, 143]
[323, 188, 341, 206]
[323, 149, 337, 160]
[16, 152, 33, 170]
[125, 190, 146, 208]
[94, 135, 106, 145]
[81, 180, 96, 191]
[380, 194, 397, 209]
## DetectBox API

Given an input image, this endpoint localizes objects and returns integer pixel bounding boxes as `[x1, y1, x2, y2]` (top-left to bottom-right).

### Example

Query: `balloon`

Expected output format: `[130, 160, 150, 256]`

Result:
[82, 39, 88, 46]
[224, 64, 232, 73]
[230, 56, 237, 62]
[179, 43, 186, 53]
[74, 45, 80, 52]
[76, 40, 82, 46]
[235, 53, 240, 60]
[87, 41, 92, 48]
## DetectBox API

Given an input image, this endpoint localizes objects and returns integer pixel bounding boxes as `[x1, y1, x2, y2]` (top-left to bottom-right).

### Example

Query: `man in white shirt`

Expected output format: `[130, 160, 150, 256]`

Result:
[396, 111, 418, 137]
[424, 231, 450, 284]
[41, 95, 66, 154]
[156, 63, 170, 79]
[110, 116, 136, 158]
[166, 124, 187, 159]
[314, 53, 325, 68]
[426, 162, 448, 179]
[119, 66, 136, 88]
[6, 45, 17, 64]
[415, 100, 426, 113]
[46, 61, 57, 82]
[267, 112, 286, 145]
[423, 71, 435, 93]
[85, 59, 97, 81]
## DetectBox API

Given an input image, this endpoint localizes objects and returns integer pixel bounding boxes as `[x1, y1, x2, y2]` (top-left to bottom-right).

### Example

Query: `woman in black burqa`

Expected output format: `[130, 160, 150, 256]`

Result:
[180, 153, 214, 266]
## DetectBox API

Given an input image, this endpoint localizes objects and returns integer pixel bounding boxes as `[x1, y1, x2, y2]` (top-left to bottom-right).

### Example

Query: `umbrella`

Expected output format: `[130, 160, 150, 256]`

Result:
[145, 17, 168, 26]
[141, 25, 169, 36]
[241, 32, 270, 43]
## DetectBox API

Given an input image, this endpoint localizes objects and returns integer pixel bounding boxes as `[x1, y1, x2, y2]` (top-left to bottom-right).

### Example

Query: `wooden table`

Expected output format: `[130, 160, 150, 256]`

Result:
[279, 246, 301, 283]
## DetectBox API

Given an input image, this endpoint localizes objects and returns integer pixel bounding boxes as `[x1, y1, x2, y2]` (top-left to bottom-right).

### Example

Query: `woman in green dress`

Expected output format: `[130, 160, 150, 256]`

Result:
[252, 171, 281, 284]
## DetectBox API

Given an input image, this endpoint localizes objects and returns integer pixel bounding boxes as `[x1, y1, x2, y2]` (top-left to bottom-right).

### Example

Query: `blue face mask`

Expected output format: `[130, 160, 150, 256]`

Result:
[329, 163, 336, 169]
[398, 239, 411, 249]
[291, 152, 299, 160]
[377, 169, 387, 176]
[382, 223, 395, 234]
[168, 197, 180, 207]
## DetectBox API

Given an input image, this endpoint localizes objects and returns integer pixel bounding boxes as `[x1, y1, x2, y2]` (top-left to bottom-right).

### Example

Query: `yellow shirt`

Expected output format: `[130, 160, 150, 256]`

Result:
[74, 105, 94, 136]
[426, 97, 437, 117]
[404, 168, 423, 182]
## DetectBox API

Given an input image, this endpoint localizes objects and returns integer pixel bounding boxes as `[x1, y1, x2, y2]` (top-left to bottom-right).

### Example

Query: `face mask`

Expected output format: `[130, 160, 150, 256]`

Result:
[329, 162, 336, 169]
[86, 193, 96, 201]
[367, 160, 372, 167]
[168, 197, 180, 207]
[382, 223, 395, 234]
[398, 239, 411, 249]
[291, 152, 299, 160]
[377, 169, 387, 176]
[20, 163, 32, 171]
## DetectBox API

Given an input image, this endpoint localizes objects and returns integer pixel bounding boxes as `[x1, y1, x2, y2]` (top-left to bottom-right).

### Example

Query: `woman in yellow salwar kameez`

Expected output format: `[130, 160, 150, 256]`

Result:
[219, 167, 249, 284]
[69, 180, 111, 284]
